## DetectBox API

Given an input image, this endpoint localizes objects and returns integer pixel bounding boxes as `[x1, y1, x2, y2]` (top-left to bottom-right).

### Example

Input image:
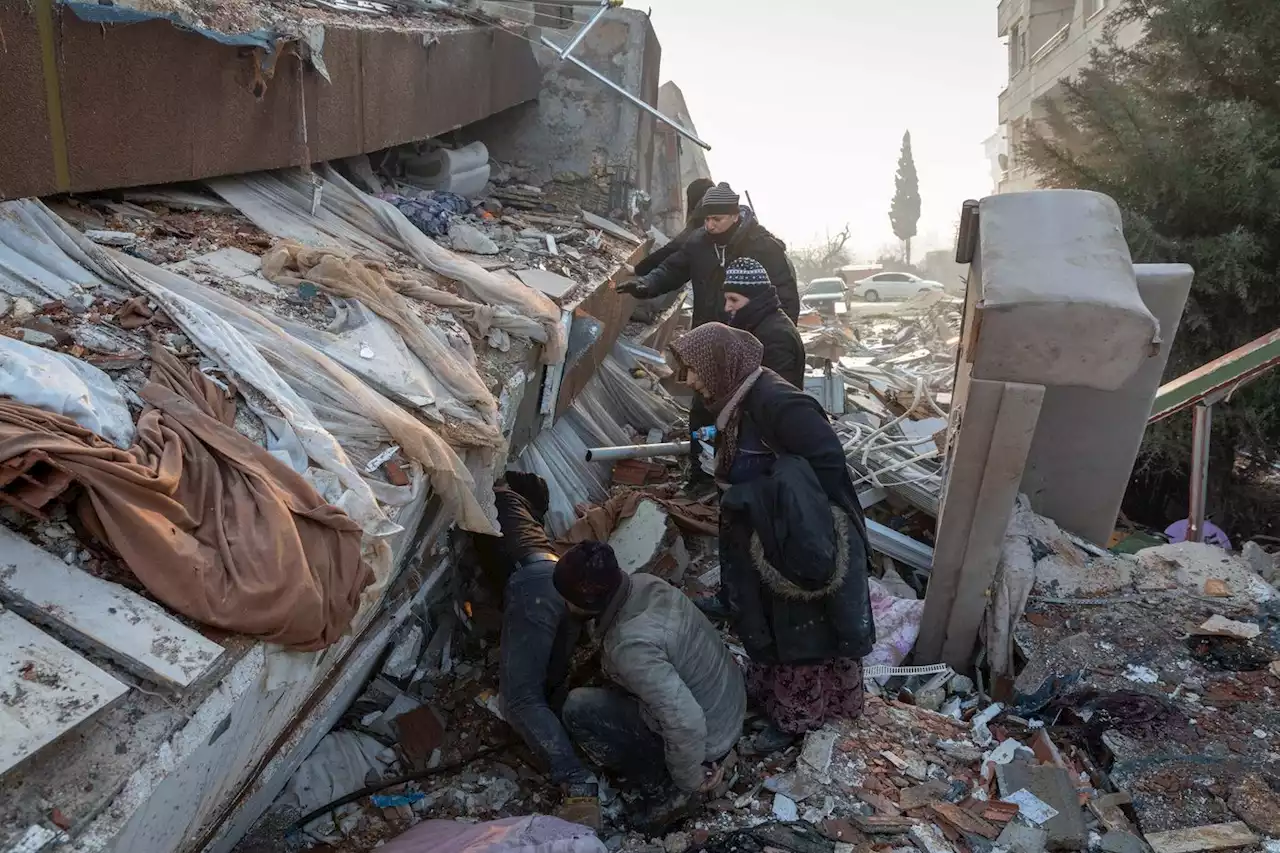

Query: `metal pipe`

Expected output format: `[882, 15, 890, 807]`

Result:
[540, 34, 712, 151]
[585, 441, 690, 462]
[866, 519, 934, 573]
[557, 0, 612, 58]
[1188, 403, 1212, 543]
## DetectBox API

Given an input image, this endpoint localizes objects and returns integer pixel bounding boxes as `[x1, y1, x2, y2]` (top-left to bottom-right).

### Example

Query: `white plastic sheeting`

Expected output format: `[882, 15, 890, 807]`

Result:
[0, 337, 135, 448]
[207, 166, 566, 363]
[0, 202, 500, 540]
[0, 200, 128, 309]
[259, 242, 501, 445]
[113, 253, 498, 536]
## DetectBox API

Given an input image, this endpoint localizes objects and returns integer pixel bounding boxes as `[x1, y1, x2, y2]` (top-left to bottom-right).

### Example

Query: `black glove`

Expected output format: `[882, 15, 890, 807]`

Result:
[616, 278, 649, 298]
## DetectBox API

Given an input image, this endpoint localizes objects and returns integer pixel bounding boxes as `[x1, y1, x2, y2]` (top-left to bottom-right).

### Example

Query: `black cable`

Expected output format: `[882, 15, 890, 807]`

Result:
[290, 738, 517, 829]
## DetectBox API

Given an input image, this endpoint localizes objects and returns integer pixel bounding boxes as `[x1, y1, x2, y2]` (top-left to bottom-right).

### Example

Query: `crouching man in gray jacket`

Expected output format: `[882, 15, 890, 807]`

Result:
[553, 542, 746, 831]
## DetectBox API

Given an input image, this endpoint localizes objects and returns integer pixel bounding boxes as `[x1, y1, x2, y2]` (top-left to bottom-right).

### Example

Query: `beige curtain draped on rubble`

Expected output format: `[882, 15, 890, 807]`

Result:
[0, 347, 373, 650]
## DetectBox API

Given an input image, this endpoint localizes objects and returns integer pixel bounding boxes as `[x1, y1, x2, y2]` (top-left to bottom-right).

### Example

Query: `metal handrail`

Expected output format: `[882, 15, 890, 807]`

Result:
[1146, 327, 1280, 542]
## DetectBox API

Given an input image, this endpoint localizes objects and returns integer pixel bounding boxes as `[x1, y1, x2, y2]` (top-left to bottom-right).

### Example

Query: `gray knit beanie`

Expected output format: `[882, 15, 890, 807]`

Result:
[696, 182, 741, 217]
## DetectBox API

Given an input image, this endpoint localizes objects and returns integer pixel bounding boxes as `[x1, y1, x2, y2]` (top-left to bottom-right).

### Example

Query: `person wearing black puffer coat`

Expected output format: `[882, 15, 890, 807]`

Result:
[722, 258, 806, 390]
[668, 323, 875, 756]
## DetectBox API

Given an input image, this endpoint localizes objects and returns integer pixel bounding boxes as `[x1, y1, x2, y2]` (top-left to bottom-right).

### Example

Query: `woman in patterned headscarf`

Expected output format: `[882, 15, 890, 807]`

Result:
[668, 323, 875, 754]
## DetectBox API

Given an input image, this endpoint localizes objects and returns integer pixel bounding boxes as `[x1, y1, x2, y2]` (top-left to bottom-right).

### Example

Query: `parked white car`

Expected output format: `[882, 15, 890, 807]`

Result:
[850, 271, 944, 302]
[800, 277, 848, 312]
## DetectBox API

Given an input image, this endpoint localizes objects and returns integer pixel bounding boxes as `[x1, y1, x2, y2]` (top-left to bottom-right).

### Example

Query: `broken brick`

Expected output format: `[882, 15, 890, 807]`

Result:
[383, 460, 411, 487]
[930, 802, 999, 840]
[899, 780, 950, 811]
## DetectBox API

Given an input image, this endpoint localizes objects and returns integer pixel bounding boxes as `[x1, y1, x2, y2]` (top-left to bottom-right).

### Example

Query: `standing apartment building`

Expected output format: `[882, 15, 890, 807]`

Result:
[992, 0, 1141, 192]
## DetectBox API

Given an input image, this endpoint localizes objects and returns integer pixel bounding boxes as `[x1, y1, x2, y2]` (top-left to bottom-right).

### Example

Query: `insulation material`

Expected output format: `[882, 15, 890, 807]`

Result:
[207, 166, 566, 363]
[0, 199, 128, 309]
[260, 242, 501, 445]
[0, 337, 135, 448]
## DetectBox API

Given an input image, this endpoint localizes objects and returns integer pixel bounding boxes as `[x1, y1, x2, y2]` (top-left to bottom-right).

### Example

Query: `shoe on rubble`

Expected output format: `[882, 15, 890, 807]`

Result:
[627, 787, 700, 835]
[693, 594, 731, 621]
[742, 724, 797, 756]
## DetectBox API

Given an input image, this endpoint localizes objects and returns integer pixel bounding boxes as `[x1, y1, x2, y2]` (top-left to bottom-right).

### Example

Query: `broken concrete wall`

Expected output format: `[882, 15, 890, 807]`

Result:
[0, 4, 541, 199]
[651, 82, 713, 235]
[466, 7, 662, 219]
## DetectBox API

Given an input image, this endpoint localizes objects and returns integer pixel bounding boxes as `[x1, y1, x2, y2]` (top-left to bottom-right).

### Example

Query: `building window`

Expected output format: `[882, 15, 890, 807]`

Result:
[534, 3, 572, 29]
[1084, 0, 1104, 18]
[1009, 23, 1023, 76]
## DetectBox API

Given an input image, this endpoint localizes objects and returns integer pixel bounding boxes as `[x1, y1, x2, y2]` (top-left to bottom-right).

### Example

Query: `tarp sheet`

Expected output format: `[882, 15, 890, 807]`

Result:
[0, 199, 128, 309]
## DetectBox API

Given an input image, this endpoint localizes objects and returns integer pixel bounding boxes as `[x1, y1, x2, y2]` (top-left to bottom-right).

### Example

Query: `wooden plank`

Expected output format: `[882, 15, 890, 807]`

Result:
[0, 610, 129, 776]
[1145, 822, 1259, 853]
[0, 527, 223, 688]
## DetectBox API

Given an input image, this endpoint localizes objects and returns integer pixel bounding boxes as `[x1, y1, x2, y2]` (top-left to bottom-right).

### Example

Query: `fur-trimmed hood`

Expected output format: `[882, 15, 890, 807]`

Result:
[748, 506, 850, 600]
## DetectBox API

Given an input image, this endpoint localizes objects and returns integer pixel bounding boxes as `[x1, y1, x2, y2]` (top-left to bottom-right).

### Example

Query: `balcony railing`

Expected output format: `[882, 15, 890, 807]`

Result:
[1030, 22, 1070, 64]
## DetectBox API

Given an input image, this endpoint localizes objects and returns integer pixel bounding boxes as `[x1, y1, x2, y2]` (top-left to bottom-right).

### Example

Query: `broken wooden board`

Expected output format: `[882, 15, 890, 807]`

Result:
[0, 527, 224, 688]
[1, 610, 129, 775]
[1144, 822, 1259, 853]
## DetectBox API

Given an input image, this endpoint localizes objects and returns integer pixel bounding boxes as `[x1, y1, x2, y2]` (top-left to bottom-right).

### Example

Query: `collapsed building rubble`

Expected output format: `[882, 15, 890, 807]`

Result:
[1, 3, 1277, 850]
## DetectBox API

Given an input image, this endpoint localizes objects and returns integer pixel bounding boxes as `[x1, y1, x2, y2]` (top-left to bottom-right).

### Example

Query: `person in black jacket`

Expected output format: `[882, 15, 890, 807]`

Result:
[633, 177, 716, 279]
[668, 323, 874, 755]
[619, 182, 800, 327]
[722, 258, 806, 390]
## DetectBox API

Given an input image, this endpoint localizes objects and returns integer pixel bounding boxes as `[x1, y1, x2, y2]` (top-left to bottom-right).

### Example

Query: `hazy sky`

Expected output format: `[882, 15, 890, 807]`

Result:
[641, 0, 1008, 260]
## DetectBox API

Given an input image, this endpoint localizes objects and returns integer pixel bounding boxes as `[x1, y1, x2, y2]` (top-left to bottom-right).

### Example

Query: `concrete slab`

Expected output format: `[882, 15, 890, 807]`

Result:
[515, 268, 578, 300]
[919, 379, 1045, 668]
[0, 610, 129, 776]
[607, 499, 673, 575]
[0, 526, 224, 689]
[996, 761, 1085, 851]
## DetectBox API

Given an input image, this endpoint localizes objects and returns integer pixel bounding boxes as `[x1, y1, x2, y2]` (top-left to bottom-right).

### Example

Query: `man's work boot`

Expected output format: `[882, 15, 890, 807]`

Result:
[627, 787, 699, 835]
[742, 724, 797, 756]
[693, 594, 731, 622]
[557, 781, 602, 830]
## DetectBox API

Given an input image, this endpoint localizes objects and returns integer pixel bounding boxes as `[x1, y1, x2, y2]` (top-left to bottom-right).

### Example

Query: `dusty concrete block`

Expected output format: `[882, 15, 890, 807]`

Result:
[608, 499, 680, 576]
[996, 821, 1048, 853]
[996, 761, 1085, 850]
[800, 728, 839, 774]
[908, 823, 955, 853]
[1099, 831, 1151, 853]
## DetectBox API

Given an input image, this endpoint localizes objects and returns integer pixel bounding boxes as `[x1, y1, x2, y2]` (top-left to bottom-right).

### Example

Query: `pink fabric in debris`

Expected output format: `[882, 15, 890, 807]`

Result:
[864, 577, 925, 670]
[379, 816, 606, 853]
